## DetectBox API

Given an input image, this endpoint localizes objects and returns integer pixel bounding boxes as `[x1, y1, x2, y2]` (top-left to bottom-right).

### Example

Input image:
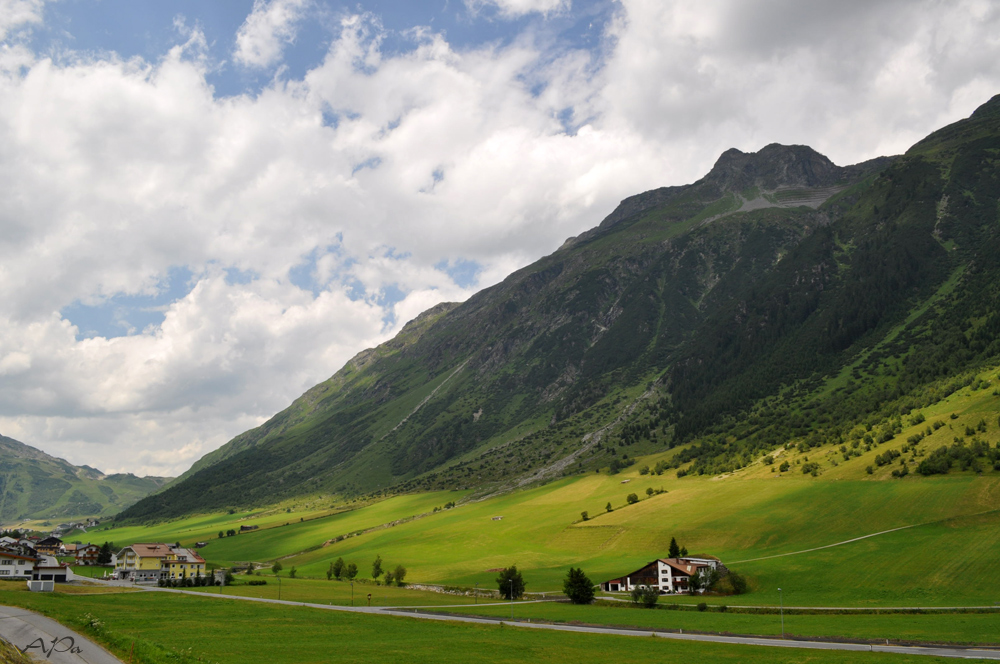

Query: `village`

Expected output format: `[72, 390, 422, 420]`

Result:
[0, 527, 213, 591]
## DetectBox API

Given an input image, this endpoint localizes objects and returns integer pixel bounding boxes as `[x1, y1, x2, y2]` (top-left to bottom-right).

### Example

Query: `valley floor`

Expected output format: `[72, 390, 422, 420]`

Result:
[1, 585, 999, 663]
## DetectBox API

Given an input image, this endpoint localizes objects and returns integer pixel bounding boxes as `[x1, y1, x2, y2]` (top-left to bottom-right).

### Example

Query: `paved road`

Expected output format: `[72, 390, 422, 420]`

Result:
[0, 606, 124, 664]
[140, 587, 1000, 660]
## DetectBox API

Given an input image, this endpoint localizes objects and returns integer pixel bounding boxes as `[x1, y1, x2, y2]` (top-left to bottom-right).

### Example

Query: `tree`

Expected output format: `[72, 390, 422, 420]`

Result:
[218, 531, 224, 539]
[496, 565, 525, 600]
[562, 567, 595, 604]
[605, 502, 613, 513]
[384, 570, 395, 586]
[689, 571, 703, 594]
[630, 586, 659, 608]
[626, 493, 639, 504]
[645, 487, 654, 497]
[393, 565, 407, 586]
[271, 561, 283, 576]
[372, 554, 383, 580]
[668, 537, 680, 558]
[332, 557, 345, 580]
[97, 542, 113, 565]
[326, 562, 335, 581]
[580, 511, 588, 521]
[345, 563, 358, 580]
[680, 546, 688, 557]
[289, 567, 297, 579]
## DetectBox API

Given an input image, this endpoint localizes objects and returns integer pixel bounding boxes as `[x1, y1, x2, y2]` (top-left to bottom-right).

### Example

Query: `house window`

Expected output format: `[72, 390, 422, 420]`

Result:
[1, 560, 12, 565]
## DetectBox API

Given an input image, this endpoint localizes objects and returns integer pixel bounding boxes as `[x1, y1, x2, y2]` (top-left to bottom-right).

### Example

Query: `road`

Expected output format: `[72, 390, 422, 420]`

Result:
[0, 605, 124, 664]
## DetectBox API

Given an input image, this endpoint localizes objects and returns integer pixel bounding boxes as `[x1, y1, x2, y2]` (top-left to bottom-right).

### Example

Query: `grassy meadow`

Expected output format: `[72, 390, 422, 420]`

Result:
[0, 587, 990, 664]
[426, 601, 1000, 646]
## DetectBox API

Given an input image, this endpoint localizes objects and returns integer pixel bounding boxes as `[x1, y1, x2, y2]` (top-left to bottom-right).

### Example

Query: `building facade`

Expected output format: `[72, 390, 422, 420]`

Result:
[114, 543, 207, 583]
[601, 557, 722, 594]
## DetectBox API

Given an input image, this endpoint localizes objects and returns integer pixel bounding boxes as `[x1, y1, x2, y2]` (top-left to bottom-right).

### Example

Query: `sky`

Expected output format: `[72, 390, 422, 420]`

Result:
[0, 0, 998, 478]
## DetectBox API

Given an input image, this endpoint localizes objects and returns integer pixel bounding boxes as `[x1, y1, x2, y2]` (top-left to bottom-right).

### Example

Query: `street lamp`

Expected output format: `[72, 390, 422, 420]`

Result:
[277, 573, 281, 601]
[351, 581, 354, 607]
[778, 588, 784, 638]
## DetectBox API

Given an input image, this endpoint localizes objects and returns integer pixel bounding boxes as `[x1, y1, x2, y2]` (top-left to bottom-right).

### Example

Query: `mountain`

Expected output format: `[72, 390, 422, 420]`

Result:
[0, 435, 171, 524]
[120, 94, 1000, 522]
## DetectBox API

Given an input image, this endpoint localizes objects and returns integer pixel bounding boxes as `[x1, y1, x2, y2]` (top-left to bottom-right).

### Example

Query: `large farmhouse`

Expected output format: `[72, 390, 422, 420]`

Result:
[601, 557, 722, 594]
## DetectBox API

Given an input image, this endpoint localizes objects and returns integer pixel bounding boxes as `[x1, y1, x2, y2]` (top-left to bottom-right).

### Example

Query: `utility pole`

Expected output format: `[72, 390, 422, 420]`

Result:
[510, 579, 514, 620]
[277, 573, 281, 601]
[475, 582, 478, 605]
[778, 588, 784, 638]
[351, 581, 354, 607]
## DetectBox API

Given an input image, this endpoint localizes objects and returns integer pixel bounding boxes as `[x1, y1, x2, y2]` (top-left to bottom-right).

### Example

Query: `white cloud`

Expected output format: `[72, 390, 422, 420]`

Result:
[0, 0, 46, 41]
[465, 0, 571, 18]
[1, 1, 999, 477]
[234, 0, 309, 68]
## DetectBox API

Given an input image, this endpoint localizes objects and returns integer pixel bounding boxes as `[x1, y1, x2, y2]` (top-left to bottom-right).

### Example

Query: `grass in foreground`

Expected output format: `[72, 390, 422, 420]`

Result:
[425, 600, 1000, 646]
[0, 589, 990, 664]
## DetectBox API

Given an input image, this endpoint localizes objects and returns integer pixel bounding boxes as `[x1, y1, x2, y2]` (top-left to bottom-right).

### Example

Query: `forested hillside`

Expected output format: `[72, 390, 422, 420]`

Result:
[120, 94, 1000, 522]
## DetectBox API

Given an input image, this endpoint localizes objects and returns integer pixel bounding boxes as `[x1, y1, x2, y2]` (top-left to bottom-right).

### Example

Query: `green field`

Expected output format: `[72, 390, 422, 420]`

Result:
[197, 575, 481, 607]
[0, 588, 990, 664]
[425, 602, 1000, 646]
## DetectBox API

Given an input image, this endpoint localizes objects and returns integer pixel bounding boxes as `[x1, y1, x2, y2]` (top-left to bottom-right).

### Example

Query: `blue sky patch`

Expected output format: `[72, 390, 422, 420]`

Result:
[26, 0, 617, 101]
[61, 266, 195, 340]
[436, 258, 482, 288]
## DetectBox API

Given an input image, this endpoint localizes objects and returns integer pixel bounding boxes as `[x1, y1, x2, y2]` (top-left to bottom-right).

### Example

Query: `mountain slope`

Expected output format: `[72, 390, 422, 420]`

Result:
[120, 93, 1000, 522]
[0, 435, 171, 523]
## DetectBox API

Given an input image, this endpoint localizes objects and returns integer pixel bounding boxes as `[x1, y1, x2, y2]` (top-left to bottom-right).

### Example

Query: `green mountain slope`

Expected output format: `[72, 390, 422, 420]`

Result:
[0, 434, 171, 523]
[121, 93, 1000, 522]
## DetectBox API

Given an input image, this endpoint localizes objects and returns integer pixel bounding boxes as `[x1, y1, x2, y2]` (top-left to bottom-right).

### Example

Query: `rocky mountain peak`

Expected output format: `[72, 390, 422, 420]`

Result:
[704, 143, 842, 192]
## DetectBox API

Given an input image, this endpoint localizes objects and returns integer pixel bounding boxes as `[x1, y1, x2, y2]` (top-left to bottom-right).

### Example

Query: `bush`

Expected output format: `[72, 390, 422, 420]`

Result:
[393, 565, 407, 587]
[497, 565, 526, 600]
[629, 586, 659, 608]
[247, 579, 267, 586]
[778, 461, 790, 472]
[801, 462, 820, 475]
[563, 567, 595, 604]
[626, 493, 639, 504]
[697, 602, 708, 612]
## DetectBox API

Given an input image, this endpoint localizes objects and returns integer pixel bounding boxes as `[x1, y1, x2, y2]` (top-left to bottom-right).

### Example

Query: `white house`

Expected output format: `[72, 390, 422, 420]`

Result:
[601, 557, 722, 594]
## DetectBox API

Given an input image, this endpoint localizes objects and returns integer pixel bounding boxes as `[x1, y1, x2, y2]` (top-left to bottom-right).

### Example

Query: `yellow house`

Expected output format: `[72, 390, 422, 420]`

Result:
[162, 546, 206, 580]
[114, 543, 205, 583]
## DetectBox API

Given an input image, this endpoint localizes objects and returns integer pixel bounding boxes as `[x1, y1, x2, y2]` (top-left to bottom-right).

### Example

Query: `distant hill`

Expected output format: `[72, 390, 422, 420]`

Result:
[120, 93, 1000, 522]
[0, 435, 171, 524]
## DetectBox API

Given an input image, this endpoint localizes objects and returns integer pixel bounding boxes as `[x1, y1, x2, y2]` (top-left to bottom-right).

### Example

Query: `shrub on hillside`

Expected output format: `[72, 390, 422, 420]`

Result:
[629, 586, 659, 608]
[563, 567, 595, 604]
[497, 565, 526, 600]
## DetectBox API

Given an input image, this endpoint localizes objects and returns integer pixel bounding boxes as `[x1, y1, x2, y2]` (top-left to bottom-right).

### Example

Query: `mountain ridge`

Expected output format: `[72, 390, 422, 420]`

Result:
[119, 94, 1000, 522]
[0, 434, 171, 524]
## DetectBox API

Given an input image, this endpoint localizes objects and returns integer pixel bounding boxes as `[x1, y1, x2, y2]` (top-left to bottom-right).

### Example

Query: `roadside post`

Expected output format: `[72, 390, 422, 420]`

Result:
[778, 588, 784, 638]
